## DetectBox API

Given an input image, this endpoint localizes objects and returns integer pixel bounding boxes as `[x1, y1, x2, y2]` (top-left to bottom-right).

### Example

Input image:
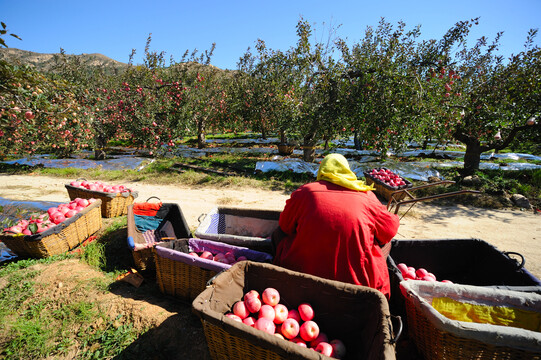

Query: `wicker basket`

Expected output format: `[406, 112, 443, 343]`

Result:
[363, 168, 412, 201]
[0, 199, 103, 258]
[400, 280, 541, 360]
[127, 201, 191, 271]
[387, 238, 541, 322]
[154, 238, 273, 302]
[194, 206, 281, 253]
[65, 181, 138, 218]
[192, 261, 398, 360]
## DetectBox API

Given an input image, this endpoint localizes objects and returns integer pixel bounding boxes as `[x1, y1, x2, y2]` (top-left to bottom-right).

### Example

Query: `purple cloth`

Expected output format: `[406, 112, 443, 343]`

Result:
[155, 238, 273, 273]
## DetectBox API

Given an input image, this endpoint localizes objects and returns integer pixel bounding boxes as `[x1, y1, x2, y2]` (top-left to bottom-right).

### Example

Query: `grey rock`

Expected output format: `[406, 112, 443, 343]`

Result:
[511, 194, 532, 209]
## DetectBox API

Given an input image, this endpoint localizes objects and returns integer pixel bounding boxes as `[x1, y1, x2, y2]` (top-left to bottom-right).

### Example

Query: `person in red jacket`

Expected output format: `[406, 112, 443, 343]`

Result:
[272, 153, 400, 298]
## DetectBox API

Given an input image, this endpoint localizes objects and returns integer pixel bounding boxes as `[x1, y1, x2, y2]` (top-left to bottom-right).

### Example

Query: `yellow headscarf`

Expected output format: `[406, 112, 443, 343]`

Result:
[316, 153, 374, 192]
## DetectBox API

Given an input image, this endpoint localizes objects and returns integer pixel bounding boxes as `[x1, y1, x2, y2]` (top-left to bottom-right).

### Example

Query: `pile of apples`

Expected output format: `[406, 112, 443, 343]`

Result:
[397, 263, 453, 283]
[70, 180, 132, 194]
[367, 168, 407, 188]
[225, 288, 346, 359]
[2, 198, 96, 236]
[188, 250, 248, 265]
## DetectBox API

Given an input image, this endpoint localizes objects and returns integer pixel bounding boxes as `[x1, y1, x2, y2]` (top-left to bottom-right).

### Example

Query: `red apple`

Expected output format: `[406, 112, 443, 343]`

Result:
[310, 332, 329, 348]
[258, 304, 275, 321]
[233, 301, 249, 320]
[51, 213, 66, 225]
[237, 255, 248, 262]
[291, 337, 307, 347]
[397, 263, 409, 274]
[244, 290, 260, 301]
[441, 279, 454, 284]
[242, 316, 256, 327]
[254, 317, 275, 335]
[299, 320, 319, 342]
[200, 251, 213, 260]
[273, 304, 288, 324]
[76, 198, 90, 207]
[415, 268, 428, 279]
[188, 252, 199, 257]
[244, 295, 262, 314]
[527, 117, 536, 126]
[281, 318, 300, 339]
[225, 313, 242, 322]
[65, 210, 77, 218]
[298, 303, 314, 322]
[262, 287, 280, 306]
[25, 111, 34, 120]
[274, 333, 284, 340]
[315, 342, 333, 356]
[330, 339, 347, 359]
[287, 309, 301, 322]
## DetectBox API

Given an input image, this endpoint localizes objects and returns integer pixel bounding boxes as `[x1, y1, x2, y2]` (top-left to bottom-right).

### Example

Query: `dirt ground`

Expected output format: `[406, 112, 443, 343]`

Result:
[1, 174, 540, 359]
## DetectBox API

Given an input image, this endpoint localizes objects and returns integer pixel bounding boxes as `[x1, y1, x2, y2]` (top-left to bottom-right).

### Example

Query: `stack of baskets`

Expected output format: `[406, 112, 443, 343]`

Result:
[65, 180, 138, 218]
[0, 199, 103, 258]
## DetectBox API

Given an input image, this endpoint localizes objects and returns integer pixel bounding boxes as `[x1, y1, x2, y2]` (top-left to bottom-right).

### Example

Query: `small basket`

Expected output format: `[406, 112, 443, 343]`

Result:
[192, 261, 398, 360]
[194, 206, 281, 253]
[0, 199, 103, 258]
[400, 280, 541, 360]
[154, 238, 273, 302]
[65, 179, 138, 218]
[363, 168, 412, 201]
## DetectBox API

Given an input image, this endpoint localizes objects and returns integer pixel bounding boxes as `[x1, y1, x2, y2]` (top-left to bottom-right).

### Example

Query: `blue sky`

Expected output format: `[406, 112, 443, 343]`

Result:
[2, 0, 540, 70]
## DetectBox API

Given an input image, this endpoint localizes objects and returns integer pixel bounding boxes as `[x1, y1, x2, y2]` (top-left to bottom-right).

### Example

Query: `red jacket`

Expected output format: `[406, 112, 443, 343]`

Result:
[274, 181, 399, 297]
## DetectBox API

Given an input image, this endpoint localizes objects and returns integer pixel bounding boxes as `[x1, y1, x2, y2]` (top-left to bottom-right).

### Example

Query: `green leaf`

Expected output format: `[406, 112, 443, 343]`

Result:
[28, 223, 38, 234]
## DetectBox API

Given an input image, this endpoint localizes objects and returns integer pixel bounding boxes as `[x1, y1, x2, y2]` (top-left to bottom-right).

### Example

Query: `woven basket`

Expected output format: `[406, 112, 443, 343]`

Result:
[400, 280, 541, 360]
[127, 201, 191, 271]
[194, 206, 281, 253]
[364, 168, 412, 201]
[155, 238, 273, 302]
[192, 261, 397, 360]
[0, 199, 103, 258]
[65, 181, 138, 218]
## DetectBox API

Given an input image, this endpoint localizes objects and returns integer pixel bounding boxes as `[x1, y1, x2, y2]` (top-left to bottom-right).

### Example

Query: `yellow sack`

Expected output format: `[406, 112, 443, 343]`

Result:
[432, 296, 541, 332]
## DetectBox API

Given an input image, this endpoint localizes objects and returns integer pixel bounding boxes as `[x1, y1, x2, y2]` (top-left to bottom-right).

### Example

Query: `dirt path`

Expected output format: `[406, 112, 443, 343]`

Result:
[1, 173, 540, 278]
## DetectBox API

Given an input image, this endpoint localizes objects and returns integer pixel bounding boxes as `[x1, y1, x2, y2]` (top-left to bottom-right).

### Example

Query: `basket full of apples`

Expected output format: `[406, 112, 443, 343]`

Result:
[363, 168, 412, 201]
[154, 238, 273, 302]
[65, 178, 138, 218]
[0, 198, 103, 258]
[192, 261, 398, 360]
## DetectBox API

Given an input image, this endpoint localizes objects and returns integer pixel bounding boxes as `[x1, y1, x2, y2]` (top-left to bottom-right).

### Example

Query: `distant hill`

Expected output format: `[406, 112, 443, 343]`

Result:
[0, 48, 129, 74]
[0, 48, 231, 77]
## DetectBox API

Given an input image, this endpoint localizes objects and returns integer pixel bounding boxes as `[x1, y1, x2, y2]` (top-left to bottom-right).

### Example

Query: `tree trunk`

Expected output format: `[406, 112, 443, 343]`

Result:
[354, 131, 361, 150]
[279, 130, 287, 144]
[462, 140, 482, 176]
[197, 117, 206, 149]
[94, 135, 107, 160]
[302, 133, 317, 162]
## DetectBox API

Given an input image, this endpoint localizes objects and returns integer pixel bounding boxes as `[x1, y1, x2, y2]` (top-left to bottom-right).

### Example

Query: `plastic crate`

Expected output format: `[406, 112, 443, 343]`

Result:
[400, 280, 541, 359]
[387, 238, 541, 319]
[1, 199, 103, 258]
[192, 261, 398, 360]
[194, 206, 281, 253]
[154, 238, 273, 302]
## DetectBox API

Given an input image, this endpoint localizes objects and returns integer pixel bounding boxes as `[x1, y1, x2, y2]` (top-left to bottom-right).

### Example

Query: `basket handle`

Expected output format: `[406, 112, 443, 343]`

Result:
[76, 177, 87, 182]
[197, 213, 207, 223]
[145, 196, 161, 202]
[120, 188, 133, 197]
[503, 251, 525, 270]
[389, 315, 403, 345]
